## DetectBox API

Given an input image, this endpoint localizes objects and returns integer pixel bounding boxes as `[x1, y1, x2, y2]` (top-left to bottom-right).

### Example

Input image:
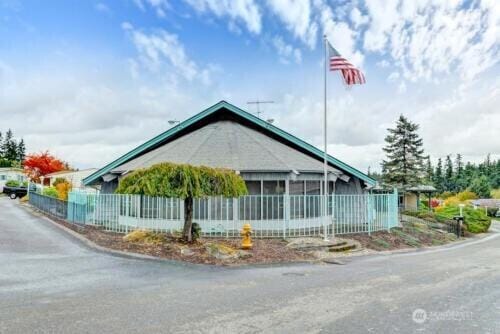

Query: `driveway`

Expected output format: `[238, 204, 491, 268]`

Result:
[1, 196, 499, 333]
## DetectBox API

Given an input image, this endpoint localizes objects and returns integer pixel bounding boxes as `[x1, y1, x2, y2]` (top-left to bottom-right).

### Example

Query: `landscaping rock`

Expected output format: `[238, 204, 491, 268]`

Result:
[205, 243, 239, 260]
[286, 237, 347, 251]
[180, 247, 195, 256]
[236, 250, 253, 259]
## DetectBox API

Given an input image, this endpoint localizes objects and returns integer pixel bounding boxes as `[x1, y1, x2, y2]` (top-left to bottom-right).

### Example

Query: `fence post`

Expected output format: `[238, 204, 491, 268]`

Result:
[390, 188, 398, 232]
[367, 193, 372, 235]
[283, 194, 289, 239]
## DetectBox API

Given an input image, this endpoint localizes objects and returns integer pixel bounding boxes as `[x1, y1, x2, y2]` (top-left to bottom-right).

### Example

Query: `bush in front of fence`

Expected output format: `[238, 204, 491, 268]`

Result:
[43, 187, 59, 198]
[115, 162, 248, 242]
[435, 206, 491, 233]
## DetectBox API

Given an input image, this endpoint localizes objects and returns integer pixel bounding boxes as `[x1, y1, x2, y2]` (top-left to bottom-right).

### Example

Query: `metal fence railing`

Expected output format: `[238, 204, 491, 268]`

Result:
[29, 192, 68, 220]
[30, 190, 399, 238]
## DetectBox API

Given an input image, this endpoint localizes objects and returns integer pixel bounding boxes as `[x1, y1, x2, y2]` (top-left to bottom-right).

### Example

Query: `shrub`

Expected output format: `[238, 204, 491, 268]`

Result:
[456, 191, 478, 201]
[486, 207, 498, 218]
[491, 189, 500, 199]
[52, 177, 67, 187]
[116, 162, 247, 242]
[443, 196, 461, 207]
[430, 198, 440, 208]
[440, 191, 454, 199]
[469, 176, 491, 198]
[42, 187, 59, 198]
[435, 205, 491, 233]
[55, 181, 72, 201]
[123, 230, 166, 244]
[5, 180, 20, 187]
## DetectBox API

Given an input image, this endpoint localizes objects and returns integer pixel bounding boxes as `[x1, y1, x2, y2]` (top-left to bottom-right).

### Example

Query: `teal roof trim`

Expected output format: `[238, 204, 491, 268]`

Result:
[83, 101, 376, 186]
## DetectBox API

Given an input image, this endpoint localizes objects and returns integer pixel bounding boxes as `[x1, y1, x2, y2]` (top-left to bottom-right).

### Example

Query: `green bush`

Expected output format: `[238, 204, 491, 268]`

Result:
[5, 180, 20, 187]
[435, 206, 491, 233]
[491, 189, 500, 199]
[52, 177, 67, 187]
[42, 187, 59, 198]
[486, 207, 498, 218]
[469, 176, 491, 198]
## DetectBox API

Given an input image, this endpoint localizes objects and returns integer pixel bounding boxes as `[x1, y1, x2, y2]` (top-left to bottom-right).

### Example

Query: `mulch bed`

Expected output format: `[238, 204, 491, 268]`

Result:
[27, 204, 464, 265]
[347, 222, 460, 251]
[37, 211, 315, 265]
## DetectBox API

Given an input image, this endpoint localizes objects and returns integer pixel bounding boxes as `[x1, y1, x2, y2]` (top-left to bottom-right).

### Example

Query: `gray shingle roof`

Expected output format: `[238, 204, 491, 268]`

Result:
[112, 120, 341, 175]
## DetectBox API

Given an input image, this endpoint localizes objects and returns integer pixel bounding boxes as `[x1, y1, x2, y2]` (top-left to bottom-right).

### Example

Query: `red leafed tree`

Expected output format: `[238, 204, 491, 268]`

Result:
[24, 151, 68, 183]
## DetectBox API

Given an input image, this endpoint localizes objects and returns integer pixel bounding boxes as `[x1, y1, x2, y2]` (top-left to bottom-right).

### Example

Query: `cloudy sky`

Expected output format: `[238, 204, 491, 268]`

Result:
[0, 0, 498, 173]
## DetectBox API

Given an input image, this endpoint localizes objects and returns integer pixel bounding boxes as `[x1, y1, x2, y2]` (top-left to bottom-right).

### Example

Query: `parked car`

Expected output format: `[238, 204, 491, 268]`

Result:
[2, 185, 36, 199]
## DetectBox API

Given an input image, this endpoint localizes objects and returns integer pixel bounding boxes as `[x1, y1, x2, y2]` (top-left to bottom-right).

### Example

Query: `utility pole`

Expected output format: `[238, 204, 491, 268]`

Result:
[247, 100, 274, 119]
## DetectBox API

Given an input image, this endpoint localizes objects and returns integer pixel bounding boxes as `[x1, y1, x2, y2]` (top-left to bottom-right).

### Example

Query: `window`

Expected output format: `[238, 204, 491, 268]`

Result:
[306, 181, 321, 195]
[263, 181, 285, 195]
[289, 181, 304, 195]
[0, 175, 5, 181]
[245, 181, 261, 195]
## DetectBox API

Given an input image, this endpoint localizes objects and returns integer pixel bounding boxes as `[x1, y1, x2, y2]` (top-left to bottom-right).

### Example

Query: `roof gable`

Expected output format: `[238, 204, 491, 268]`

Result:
[83, 101, 376, 186]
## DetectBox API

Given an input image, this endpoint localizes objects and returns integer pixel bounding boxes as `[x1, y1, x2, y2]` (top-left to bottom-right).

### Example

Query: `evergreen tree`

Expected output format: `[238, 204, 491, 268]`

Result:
[2, 129, 18, 161]
[16, 139, 26, 162]
[444, 155, 454, 191]
[433, 158, 444, 192]
[381, 115, 425, 187]
[425, 156, 433, 184]
[469, 175, 491, 198]
[0, 131, 3, 158]
[454, 154, 466, 191]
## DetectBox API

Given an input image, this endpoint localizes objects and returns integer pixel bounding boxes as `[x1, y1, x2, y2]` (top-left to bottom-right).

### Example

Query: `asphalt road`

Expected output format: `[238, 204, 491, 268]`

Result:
[1, 196, 499, 334]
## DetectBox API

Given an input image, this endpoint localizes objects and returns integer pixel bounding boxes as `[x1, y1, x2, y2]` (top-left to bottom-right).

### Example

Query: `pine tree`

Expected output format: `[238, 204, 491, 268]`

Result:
[469, 175, 491, 198]
[454, 154, 466, 191]
[444, 155, 454, 191]
[381, 115, 425, 187]
[2, 129, 18, 161]
[16, 139, 26, 162]
[425, 156, 433, 184]
[433, 158, 444, 192]
[0, 131, 3, 158]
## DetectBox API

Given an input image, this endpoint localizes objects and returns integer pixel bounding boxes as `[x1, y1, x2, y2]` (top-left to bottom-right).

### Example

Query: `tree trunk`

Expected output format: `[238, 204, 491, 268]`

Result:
[183, 197, 194, 242]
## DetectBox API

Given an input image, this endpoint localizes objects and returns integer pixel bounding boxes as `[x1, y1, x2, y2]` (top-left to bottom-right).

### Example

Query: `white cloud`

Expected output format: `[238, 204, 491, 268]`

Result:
[124, 25, 215, 83]
[133, 0, 170, 17]
[184, 0, 261, 34]
[316, 1, 365, 68]
[94, 2, 111, 14]
[350, 7, 368, 28]
[267, 0, 317, 48]
[272, 36, 302, 64]
[362, 0, 499, 83]
[387, 71, 399, 82]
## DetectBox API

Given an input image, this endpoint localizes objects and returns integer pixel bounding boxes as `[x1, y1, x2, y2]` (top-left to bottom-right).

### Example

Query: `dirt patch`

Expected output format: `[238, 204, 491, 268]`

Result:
[27, 204, 464, 265]
[347, 220, 459, 251]
[39, 213, 315, 266]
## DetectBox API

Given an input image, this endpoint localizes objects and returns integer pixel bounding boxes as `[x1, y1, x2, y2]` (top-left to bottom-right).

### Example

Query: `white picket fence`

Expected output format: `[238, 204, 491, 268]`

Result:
[66, 190, 399, 238]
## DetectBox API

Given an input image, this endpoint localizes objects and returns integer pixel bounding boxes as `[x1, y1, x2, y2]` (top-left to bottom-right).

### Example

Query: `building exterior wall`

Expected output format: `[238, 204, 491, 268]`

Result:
[0, 168, 26, 192]
[403, 193, 418, 211]
[47, 169, 98, 189]
[100, 171, 364, 195]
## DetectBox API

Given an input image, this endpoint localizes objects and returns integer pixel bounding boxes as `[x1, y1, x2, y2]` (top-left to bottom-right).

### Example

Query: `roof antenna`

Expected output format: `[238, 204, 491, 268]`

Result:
[247, 100, 274, 119]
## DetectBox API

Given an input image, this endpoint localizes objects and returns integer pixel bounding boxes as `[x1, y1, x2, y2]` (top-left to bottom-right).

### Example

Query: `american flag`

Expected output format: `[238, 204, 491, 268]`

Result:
[328, 42, 365, 85]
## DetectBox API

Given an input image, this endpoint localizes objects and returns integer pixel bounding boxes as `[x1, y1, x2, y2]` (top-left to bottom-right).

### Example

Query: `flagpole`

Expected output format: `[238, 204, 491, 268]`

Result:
[323, 35, 329, 241]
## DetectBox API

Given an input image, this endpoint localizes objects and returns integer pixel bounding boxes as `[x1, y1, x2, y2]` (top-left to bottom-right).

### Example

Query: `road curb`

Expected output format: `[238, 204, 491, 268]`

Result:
[20, 203, 316, 268]
[21, 203, 202, 265]
[19, 202, 500, 266]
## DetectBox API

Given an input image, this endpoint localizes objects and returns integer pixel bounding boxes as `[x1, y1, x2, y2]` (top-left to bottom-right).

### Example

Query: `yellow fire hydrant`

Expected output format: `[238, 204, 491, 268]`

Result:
[241, 223, 253, 249]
